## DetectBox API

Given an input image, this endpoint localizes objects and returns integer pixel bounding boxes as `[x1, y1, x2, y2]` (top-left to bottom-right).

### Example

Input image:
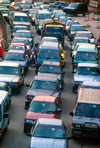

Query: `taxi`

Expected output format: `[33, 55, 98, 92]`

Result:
[59, 43, 66, 67]
[0, 7, 10, 22]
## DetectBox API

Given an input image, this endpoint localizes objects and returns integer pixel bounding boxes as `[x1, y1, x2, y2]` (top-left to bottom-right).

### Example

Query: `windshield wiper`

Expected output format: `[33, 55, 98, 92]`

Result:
[42, 110, 55, 113]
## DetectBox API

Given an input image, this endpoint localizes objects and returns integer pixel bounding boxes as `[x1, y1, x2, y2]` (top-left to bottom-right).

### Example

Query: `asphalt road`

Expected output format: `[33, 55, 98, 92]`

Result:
[0, 15, 100, 148]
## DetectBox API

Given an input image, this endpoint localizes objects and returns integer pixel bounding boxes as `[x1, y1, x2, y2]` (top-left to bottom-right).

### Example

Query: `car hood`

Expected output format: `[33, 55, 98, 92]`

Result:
[74, 74, 100, 82]
[13, 21, 30, 25]
[38, 72, 61, 80]
[27, 89, 59, 97]
[26, 112, 57, 121]
[73, 116, 100, 126]
[0, 74, 20, 82]
[30, 137, 66, 148]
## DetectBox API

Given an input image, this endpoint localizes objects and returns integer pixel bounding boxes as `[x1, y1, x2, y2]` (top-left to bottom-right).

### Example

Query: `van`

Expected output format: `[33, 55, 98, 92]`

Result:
[70, 88, 100, 138]
[73, 43, 98, 70]
[0, 90, 11, 141]
[36, 41, 62, 69]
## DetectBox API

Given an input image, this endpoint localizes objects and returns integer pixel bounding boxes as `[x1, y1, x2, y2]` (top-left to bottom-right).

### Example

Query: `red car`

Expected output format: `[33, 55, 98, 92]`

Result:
[24, 95, 62, 133]
[8, 42, 27, 53]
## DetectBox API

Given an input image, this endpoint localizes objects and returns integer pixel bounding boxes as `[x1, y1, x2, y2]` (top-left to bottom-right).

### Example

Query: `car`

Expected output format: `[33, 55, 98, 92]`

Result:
[4, 50, 30, 74]
[47, 7, 57, 14]
[19, 4, 32, 13]
[24, 95, 62, 132]
[74, 31, 96, 44]
[10, 12, 31, 30]
[25, 75, 62, 109]
[11, 26, 28, 38]
[14, 30, 34, 47]
[68, 24, 86, 41]
[35, 10, 51, 27]
[0, 0, 10, 8]
[39, 4, 50, 10]
[0, 61, 24, 93]
[28, 8, 40, 18]
[65, 20, 79, 35]
[70, 37, 90, 51]
[9, 2, 22, 11]
[0, 7, 10, 23]
[36, 42, 62, 69]
[33, 2, 43, 7]
[41, 37, 58, 45]
[50, 1, 68, 10]
[36, 20, 44, 34]
[72, 63, 100, 92]
[0, 82, 12, 99]
[64, 3, 88, 16]
[11, 37, 31, 54]
[8, 42, 28, 53]
[22, 0, 33, 5]
[36, 61, 65, 88]
[27, 118, 70, 148]
[58, 16, 72, 24]
[72, 43, 98, 70]
[51, 9, 63, 18]
[31, 12, 37, 25]
[53, 12, 66, 21]
[8, 10, 18, 25]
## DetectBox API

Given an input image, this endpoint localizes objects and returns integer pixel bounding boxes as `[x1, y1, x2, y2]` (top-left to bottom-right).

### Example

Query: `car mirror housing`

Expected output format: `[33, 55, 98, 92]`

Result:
[26, 84, 30, 87]
[57, 108, 62, 112]
[27, 133, 32, 137]
[69, 112, 74, 116]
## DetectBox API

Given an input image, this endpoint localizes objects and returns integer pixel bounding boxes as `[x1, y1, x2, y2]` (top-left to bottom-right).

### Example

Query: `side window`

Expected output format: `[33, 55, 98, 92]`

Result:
[4, 97, 9, 113]
[19, 65, 22, 73]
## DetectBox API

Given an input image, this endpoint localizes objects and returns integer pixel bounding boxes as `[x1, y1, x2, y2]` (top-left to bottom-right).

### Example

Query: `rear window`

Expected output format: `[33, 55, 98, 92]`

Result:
[38, 13, 51, 19]
[46, 27, 63, 34]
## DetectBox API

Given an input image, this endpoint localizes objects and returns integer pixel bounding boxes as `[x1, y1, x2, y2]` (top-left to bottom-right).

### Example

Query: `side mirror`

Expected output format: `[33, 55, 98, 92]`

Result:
[57, 108, 62, 112]
[70, 43, 72, 46]
[27, 133, 32, 137]
[3, 113, 9, 118]
[62, 71, 65, 74]
[67, 137, 72, 140]
[69, 112, 74, 116]
[11, 35, 13, 39]
[26, 84, 30, 87]
[32, 35, 35, 38]
[72, 71, 75, 74]
[1, 57, 4, 60]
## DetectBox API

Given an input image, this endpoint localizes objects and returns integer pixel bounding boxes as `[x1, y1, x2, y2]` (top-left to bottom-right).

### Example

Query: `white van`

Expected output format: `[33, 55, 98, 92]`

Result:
[0, 90, 11, 141]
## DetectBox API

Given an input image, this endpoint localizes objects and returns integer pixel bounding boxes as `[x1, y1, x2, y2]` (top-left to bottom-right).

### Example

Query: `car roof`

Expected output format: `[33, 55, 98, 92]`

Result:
[14, 12, 28, 16]
[42, 37, 58, 40]
[41, 42, 59, 50]
[71, 24, 84, 27]
[77, 88, 100, 104]
[10, 42, 25, 45]
[77, 45, 96, 52]
[42, 61, 60, 66]
[32, 95, 56, 102]
[82, 81, 100, 87]
[0, 82, 6, 87]
[38, 10, 50, 14]
[76, 31, 92, 34]
[16, 30, 31, 33]
[78, 63, 99, 68]
[34, 75, 58, 81]
[0, 90, 8, 104]
[0, 61, 20, 67]
[37, 118, 62, 126]
[13, 37, 29, 41]
[7, 50, 25, 54]
[74, 37, 89, 40]
[14, 26, 27, 28]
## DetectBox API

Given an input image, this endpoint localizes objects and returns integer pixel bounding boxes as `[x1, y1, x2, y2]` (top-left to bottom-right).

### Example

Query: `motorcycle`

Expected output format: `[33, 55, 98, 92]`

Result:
[96, 42, 100, 55]
[30, 52, 36, 67]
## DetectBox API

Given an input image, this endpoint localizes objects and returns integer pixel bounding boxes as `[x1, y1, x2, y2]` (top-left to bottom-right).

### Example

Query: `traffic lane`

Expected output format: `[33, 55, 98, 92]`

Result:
[64, 31, 100, 148]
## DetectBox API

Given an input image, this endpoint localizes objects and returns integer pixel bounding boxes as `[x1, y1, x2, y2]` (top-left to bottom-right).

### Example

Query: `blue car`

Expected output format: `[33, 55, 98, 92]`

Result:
[4, 50, 30, 74]
[25, 75, 62, 109]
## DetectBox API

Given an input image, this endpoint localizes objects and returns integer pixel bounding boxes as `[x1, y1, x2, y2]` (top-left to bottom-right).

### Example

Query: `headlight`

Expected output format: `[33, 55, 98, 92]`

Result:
[75, 124, 82, 128]
[97, 46, 100, 48]
[26, 119, 34, 124]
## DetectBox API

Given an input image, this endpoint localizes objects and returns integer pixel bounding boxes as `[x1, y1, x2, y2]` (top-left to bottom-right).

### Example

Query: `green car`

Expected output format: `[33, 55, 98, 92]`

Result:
[36, 20, 44, 35]
[0, 7, 10, 23]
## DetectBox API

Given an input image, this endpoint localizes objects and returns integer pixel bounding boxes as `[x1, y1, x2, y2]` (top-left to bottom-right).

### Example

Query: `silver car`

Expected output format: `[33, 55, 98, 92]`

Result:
[27, 118, 70, 148]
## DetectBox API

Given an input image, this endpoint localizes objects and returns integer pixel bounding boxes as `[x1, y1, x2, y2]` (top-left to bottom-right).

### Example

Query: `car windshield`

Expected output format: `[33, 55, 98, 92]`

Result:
[31, 80, 58, 91]
[1, 10, 9, 13]
[25, 1, 32, 4]
[43, 5, 49, 9]
[39, 49, 60, 59]
[55, 13, 66, 18]
[0, 66, 19, 75]
[29, 101, 56, 113]
[14, 3, 22, 7]
[41, 38, 58, 44]
[9, 11, 14, 17]
[76, 33, 94, 38]
[73, 45, 80, 51]
[39, 65, 61, 74]
[33, 124, 66, 139]
[23, 5, 31, 9]
[73, 39, 89, 46]
[52, 10, 63, 15]
[32, 13, 37, 17]
[12, 39, 29, 45]
[3, 1, 10, 4]
[60, 17, 71, 22]
[68, 3, 78, 8]
[46, 27, 63, 34]
[38, 13, 51, 19]
[75, 51, 97, 61]
[48, 8, 55, 12]
[75, 102, 100, 118]
[66, 21, 79, 26]
[71, 26, 85, 31]
[76, 67, 99, 75]
[14, 16, 29, 22]
[82, 85, 100, 89]
[36, 3, 42, 7]
[5, 53, 26, 61]
[9, 45, 25, 51]
[15, 32, 31, 38]
[0, 105, 1, 122]
[13, 27, 27, 33]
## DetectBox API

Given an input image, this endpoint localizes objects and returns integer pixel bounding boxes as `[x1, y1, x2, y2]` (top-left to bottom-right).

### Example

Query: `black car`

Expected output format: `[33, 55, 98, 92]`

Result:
[64, 3, 88, 16]
[50, 1, 68, 10]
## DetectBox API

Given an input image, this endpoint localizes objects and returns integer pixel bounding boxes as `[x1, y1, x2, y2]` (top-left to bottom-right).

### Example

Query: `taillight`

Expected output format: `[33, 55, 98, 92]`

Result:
[71, 123, 74, 127]
[26, 95, 28, 100]
[17, 82, 19, 86]
[65, 26, 67, 30]
[73, 63, 74, 66]
[74, 83, 76, 85]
